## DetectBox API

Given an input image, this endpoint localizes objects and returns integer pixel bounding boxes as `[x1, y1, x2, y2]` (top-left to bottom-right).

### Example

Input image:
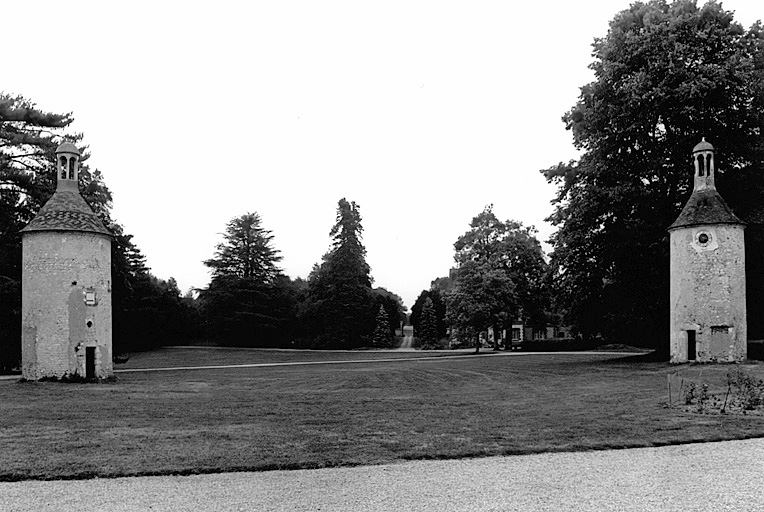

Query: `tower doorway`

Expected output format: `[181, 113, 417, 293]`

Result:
[687, 330, 696, 361]
[86, 347, 96, 379]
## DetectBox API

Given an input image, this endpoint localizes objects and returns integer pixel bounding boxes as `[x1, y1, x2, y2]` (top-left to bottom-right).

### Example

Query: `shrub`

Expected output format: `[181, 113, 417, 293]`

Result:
[727, 368, 764, 411]
[684, 381, 710, 412]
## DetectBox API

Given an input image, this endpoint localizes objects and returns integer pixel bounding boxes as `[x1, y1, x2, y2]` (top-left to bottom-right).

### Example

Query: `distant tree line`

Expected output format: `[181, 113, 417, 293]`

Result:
[198, 201, 406, 349]
[0, 92, 407, 366]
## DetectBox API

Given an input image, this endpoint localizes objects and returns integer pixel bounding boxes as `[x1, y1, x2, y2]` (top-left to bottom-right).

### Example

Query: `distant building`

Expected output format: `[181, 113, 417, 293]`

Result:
[510, 323, 573, 344]
[20, 143, 114, 379]
[668, 139, 746, 363]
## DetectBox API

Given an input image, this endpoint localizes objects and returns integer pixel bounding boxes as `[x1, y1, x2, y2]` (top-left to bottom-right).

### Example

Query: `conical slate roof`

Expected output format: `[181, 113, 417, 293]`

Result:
[21, 190, 112, 236]
[668, 188, 743, 230]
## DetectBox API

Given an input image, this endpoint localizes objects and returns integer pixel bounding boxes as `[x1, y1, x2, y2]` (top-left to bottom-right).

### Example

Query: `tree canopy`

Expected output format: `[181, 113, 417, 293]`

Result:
[410, 287, 447, 341]
[204, 212, 282, 283]
[199, 212, 299, 346]
[446, 206, 548, 350]
[541, 0, 764, 345]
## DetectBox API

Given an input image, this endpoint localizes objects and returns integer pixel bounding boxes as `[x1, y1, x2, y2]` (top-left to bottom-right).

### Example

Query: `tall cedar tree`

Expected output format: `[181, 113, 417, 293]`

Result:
[446, 206, 548, 351]
[204, 212, 282, 283]
[541, 1, 764, 346]
[200, 212, 294, 346]
[307, 198, 373, 348]
[0, 93, 188, 365]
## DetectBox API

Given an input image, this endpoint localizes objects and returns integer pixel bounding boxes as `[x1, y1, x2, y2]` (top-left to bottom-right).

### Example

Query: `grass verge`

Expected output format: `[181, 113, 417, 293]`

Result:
[2, 350, 763, 481]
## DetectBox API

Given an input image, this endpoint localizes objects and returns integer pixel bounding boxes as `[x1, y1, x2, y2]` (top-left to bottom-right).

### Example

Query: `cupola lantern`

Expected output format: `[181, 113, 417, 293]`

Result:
[55, 142, 80, 192]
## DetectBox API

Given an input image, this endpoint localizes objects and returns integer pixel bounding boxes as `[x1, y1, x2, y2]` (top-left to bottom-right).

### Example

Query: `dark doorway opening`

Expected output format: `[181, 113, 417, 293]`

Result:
[86, 347, 96, 379]
[687, 330, 696, 361]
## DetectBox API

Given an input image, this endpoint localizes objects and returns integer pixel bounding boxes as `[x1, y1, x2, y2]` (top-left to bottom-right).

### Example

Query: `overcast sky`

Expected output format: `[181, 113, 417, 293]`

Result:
[5, 1, 761, 308]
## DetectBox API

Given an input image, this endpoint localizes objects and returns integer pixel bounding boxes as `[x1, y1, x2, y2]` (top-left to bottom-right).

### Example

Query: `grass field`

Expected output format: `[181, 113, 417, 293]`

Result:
[2, 349, 764, 482]
[116, 346, 480, 370]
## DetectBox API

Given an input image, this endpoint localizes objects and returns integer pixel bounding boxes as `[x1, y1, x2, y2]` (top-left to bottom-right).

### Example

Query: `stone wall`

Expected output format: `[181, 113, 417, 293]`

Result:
[21, 231, 113, 379]
[669, 224, 747, 363]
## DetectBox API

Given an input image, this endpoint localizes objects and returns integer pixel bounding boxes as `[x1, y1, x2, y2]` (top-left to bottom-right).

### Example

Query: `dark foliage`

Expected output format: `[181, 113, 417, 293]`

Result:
[372, 305, 393, 347]
[446, 206, 548, 349]
[0, 93, 195, 367]
[410, 288, 448, 340]
[303, 199, 375, 348]
[199, 212, 299, 347]
[199, 275, 299, 347]
[418, 298, 439, 349]
[541, 1, 764, 346]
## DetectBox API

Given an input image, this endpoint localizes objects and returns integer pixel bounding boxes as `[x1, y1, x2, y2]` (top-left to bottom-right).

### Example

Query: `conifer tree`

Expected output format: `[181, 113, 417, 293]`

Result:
[204, 212, 282, 283]
[200, 212, 295, 346]
[418, 297, 439, 350]
[372, 304, 393, 348]
[306, 198, 374, 348]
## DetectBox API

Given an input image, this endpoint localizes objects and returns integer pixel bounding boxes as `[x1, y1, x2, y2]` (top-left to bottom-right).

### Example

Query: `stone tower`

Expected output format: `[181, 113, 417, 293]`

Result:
[20, 142, 114, 380]
[668, 138, 746, 363]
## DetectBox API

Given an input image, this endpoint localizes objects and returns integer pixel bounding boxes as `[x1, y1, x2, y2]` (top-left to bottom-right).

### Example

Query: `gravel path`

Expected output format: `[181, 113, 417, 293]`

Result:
[3, 438, 764, 511]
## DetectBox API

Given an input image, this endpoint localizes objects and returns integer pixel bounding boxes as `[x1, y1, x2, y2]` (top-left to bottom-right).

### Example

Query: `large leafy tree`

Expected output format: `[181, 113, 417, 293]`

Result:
[446, 206, 548, 351]
[541, 1, 764, 345]
[306, 198, 374, 348]
[200, 212, 294, 346]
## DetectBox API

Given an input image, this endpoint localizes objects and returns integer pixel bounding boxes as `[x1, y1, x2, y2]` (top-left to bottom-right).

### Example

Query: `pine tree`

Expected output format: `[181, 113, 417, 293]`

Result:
[372, 304, 393, 348]
[306, 198, 373, 348]
[419, 298, 439, 350]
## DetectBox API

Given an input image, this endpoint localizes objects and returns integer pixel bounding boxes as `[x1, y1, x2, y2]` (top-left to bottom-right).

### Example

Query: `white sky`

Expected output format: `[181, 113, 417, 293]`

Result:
[4, 1, 761, 308]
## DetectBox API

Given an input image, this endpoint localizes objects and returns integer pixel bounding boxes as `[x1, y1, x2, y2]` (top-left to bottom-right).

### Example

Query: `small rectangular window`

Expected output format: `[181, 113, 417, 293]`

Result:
[84, 289, 97, 306]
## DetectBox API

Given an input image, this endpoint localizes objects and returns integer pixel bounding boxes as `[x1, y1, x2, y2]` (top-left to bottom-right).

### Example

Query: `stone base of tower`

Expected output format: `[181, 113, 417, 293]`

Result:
[21, 231, 113, 381]
[669, 224, 747, 364]
[669, 326, 746, 364]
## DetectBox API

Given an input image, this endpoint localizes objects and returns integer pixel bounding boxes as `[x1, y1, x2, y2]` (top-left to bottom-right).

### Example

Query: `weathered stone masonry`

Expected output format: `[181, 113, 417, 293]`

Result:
[20, 143, 114, 380]
[668, 139, 746, 363]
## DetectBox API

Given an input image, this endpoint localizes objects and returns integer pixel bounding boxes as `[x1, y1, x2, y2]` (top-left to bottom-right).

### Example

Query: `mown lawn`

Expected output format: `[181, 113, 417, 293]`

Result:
[116, 346, 477, 370]
[1, 350, 763, 481]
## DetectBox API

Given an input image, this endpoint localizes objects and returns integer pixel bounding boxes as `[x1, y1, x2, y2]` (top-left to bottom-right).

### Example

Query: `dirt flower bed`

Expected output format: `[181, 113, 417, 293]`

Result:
[668, 365, 764, 415]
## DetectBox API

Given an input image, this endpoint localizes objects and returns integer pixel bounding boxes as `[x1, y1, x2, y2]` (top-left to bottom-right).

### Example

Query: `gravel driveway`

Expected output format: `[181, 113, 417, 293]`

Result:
[2, 438, 763, 511]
